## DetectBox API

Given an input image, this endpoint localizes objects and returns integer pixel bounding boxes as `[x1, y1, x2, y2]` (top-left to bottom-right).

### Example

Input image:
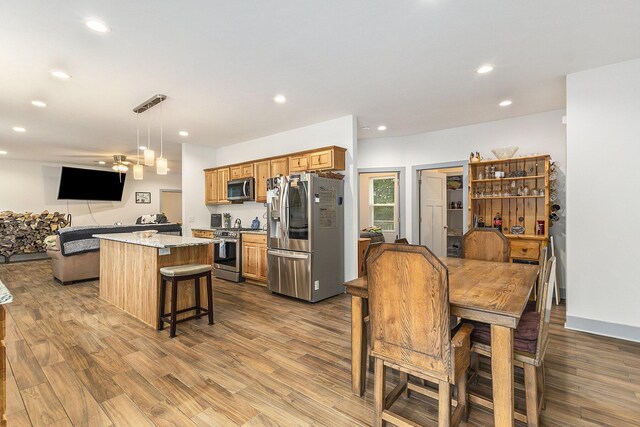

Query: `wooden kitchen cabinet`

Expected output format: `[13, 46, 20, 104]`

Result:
[242, 233, 267, 283]
[289, 154, 310, 172]
[204, 170, 218, 204]
[231, 163, 254, 180]
[309, 149, 334, 170]
[217, 168, 230, 204]
[254, 160, 270, 203]
[270, 157, 289, 177]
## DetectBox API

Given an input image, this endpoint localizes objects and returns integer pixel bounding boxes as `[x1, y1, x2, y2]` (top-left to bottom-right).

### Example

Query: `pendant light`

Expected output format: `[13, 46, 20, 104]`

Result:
[156, 101, 167, 175]
[143, 107, 155, 166]
[133, 112, 144, 180]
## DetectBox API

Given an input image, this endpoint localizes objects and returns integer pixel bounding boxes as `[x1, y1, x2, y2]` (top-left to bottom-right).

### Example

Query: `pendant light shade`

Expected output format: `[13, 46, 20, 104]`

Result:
[156, 157, 168, 175]
[133, 164, 144, 180]
[143, 148, 155, 166]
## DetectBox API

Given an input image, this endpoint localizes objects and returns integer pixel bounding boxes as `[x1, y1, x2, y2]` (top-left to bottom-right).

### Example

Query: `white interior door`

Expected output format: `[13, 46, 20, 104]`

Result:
[419, 171, 447, 256]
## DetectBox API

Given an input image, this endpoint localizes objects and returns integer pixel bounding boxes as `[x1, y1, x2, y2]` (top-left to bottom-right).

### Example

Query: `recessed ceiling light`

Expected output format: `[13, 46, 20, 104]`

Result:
[86, 19, 111, 33]
[178, 131, 189, 137]
[476, 64, 494, 74]
[98, 161, 106, 165]
[139, 145, 148, 150]
[377, 125, 387, 131]
[12, 126, 26, 132]
[499, 99, 513, 107]
[50, 70, 71, 80]
[274, 94, 286, 104]
[0, 151, 7, 155]
[361, 126, 371, 131]
[31, 100, 47, 108]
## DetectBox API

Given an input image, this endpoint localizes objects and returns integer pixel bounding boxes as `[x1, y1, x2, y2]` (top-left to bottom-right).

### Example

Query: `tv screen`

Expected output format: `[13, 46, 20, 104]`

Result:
[57, 166, 126, 201]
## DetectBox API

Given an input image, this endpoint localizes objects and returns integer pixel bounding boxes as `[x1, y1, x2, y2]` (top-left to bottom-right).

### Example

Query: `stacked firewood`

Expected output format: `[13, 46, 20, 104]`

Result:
[0, 211, 68, 258]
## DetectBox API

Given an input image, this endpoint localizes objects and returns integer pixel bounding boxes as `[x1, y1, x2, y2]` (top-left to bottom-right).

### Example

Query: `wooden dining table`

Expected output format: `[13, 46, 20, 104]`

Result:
[344, 257, 538, 427]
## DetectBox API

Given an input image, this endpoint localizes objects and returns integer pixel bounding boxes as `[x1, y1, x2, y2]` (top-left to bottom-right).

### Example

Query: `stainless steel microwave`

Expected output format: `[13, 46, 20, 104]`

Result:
[227, 177, 255, 202]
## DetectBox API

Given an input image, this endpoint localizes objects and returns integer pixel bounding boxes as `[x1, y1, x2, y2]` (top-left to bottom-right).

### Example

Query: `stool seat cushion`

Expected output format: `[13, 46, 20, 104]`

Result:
[160, 264, 212, 277]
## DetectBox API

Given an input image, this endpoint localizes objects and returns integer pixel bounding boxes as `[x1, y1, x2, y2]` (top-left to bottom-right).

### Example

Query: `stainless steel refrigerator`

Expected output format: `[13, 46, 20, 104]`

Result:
[266, 173, 344, 302]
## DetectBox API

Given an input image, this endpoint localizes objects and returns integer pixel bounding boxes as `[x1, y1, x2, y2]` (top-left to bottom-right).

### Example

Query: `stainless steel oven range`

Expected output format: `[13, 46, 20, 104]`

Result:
[212, 228, 253, 282]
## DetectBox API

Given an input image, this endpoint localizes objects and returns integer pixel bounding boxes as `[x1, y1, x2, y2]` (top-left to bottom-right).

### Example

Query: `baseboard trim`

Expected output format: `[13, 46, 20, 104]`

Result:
[565, 315, 640, 343]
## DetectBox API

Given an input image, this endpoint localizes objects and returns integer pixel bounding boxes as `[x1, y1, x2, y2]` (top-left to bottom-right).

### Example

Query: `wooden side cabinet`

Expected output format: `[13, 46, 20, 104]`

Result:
[270, 157, 289, 177]
[242, 233, 268, 283]
[217, 168, 230, 204]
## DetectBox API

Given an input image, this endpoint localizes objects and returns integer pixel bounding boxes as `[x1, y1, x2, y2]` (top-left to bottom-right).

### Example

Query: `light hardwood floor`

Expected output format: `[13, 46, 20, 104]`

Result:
[1, 260, 639, 426]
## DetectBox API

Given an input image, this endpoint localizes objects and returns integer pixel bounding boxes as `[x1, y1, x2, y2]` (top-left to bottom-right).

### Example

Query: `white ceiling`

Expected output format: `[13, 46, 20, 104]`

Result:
[1, 0, 639, 170]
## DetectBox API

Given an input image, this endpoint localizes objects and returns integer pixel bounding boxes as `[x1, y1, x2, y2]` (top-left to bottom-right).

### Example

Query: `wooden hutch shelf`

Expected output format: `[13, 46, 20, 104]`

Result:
[469, 154, 551, 262]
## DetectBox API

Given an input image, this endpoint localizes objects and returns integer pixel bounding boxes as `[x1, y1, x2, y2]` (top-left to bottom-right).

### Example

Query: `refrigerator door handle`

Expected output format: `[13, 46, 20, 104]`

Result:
[268, 249, 309, 260]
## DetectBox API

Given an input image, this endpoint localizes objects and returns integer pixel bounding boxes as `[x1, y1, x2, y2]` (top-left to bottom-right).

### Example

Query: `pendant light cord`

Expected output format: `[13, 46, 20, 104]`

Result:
[136, 112, 140, 164]
[147, 105, 151, 149]
[160, 101, 163, 157]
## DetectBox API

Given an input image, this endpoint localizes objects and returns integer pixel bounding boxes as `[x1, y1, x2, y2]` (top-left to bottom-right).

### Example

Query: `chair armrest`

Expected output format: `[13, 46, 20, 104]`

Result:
[452, 323, 474, 348]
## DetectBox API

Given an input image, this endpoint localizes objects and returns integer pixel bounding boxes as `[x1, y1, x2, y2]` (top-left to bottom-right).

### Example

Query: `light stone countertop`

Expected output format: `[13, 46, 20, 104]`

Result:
[0, 280, 14, 305]
[240, 230, 267, 235]
[94, 233, 217, 248]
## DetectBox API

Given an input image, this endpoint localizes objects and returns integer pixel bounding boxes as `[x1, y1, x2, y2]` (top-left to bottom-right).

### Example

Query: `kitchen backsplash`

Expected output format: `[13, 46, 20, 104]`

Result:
[212, 202, 268, 229]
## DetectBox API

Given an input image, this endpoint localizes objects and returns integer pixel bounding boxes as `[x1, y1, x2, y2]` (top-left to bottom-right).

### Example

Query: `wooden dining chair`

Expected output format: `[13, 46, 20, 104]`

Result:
[394, 237, 409, 244]
[469, 256, 557, 427]
[462, 228, 509, 262]
[367, 244, 473, 426]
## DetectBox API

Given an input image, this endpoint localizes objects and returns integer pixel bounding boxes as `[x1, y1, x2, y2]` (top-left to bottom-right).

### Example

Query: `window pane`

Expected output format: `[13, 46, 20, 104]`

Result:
[374, 206, 394, 221]
[373, 179, 394, 204]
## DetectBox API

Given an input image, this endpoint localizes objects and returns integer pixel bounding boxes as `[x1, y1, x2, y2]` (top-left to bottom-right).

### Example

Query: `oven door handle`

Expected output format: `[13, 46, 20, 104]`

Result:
[268, 249, 309, 260]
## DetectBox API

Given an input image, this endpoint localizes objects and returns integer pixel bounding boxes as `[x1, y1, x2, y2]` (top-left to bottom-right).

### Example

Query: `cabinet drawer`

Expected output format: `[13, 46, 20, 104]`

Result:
[289, 154, 310, 172]
[510, 240, 540, 260]
[242, 233, 266, 244]
[192, 230, 214, 239]
[309, 150, 333, 170]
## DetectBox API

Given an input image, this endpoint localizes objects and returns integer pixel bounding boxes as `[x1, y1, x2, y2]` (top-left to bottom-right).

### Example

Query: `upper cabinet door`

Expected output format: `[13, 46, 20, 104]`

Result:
[309, 149, 333, 170]
[230, 165, 242, 180]
[204, 170, 218, 204]
[270, 157, 289, 177]
[217, 168, 230, 203]
[241, 163, 254, 178]
[254, 161, 269, 203]
[289, 154, 310, 172]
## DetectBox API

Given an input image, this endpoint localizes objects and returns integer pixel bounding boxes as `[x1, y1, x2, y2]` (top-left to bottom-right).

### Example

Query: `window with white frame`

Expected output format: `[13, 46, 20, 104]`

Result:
[370, 177, 396, 231]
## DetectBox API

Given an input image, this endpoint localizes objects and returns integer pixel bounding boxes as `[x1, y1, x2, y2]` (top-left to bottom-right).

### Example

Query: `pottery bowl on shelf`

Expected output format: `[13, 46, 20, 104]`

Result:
[491, 146, 519, 159]
[135, 230, 158, 238]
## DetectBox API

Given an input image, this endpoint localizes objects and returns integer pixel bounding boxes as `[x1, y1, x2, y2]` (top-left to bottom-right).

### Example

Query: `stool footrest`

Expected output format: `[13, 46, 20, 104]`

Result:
[160, 307, 210, 325]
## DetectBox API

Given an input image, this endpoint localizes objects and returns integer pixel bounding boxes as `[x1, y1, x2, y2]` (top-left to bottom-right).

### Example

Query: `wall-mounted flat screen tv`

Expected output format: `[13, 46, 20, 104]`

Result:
[57, 166, 126, 201]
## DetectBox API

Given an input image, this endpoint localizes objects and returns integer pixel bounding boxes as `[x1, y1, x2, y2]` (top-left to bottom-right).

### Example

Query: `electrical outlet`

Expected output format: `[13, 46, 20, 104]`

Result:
[188, 216, 195, 223]
[314, 280, 320, 291]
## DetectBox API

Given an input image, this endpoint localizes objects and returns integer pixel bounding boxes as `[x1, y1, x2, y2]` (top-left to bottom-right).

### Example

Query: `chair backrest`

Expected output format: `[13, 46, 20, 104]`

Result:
[367, 244, 451, 380]
[462, 228, 509, 262]
[394, 237, 409, 244]
[363, 242, 383, 275]
[536, 246, 548, 311]
[534, 255, 557, 362]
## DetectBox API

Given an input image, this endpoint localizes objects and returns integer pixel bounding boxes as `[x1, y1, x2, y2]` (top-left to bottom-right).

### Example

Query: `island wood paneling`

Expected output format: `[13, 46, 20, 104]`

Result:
[99, 240, 211, 328]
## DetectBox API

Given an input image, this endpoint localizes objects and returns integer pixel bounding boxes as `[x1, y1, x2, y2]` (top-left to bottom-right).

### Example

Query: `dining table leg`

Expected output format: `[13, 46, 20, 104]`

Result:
[491, 324, 515, 427]
[351, 295, 367, 396]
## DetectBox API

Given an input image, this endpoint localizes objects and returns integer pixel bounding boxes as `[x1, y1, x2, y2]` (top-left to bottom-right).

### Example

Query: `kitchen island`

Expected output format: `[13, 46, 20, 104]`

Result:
[95, 233, 215, 328]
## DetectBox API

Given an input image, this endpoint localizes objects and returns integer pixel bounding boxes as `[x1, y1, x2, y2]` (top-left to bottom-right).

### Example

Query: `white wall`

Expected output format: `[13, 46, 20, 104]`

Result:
[183, 115, 359, 280]
[181, 143, 217, 236]
[566, 58, 640, 341]
[0, 158, 181, 226]
[359, 109, 567, 290]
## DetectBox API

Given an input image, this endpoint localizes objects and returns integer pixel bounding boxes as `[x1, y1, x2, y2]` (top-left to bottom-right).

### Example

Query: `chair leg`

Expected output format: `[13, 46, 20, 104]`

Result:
[373, 358, 385, 427]
[524, 363, 540, 427]
[400, 372, 409, 398]
[457, 370, 469, 422]
[206, 272, 214, 325]
[470, 352, 479, 384]
[438, 380, 451, 427]
[157, 276, 167, 330]
[194, 275, 202, 316]
[540, 362, 547, 410]
[170, 277, 178, 338]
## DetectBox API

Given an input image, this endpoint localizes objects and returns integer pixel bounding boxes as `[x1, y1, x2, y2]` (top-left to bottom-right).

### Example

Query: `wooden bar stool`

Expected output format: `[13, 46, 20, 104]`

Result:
[158, 264, 214, 337]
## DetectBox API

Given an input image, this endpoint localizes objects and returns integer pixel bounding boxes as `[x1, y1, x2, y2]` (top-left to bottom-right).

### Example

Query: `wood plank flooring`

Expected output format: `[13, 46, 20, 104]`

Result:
[1, 260, 640, 426]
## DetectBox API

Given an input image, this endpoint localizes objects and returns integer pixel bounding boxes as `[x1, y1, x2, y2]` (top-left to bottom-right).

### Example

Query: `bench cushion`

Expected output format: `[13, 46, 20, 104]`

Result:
[470, 310, 540, 354]
[160, 264, 212, 277]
